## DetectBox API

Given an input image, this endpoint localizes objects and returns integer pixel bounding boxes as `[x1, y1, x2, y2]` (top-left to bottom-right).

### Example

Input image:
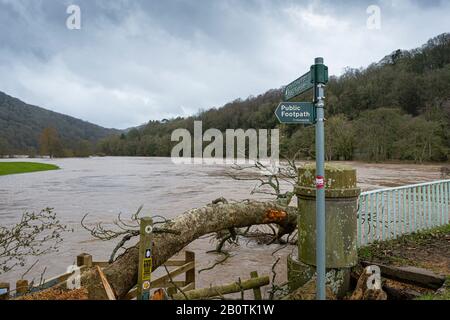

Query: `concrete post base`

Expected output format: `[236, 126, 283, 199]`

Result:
[287, 254, 351, 298]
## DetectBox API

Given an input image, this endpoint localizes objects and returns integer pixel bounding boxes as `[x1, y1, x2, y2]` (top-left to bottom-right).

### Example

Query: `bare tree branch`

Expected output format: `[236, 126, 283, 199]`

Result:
[81, 207, 180, 263]
[0, 208, 71, 275]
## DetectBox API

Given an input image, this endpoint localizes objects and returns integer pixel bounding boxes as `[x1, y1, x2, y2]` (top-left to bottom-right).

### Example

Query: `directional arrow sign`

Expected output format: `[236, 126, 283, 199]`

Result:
[275, 102, 315, 124]
[284, 71, 313, 100]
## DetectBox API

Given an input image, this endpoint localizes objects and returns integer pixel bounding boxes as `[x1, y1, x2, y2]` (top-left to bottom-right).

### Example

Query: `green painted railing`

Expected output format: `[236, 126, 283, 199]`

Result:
[357, 180, 450, 247]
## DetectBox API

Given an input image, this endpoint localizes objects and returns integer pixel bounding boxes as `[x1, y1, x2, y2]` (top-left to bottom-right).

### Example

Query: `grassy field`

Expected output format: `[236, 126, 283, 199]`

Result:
[0, 162, 59, 176]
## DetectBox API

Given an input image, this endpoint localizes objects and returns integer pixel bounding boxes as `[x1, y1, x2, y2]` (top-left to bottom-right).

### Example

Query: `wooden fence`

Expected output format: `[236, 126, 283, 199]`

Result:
[1, 212, 272, 301]
[0, 249, 270, 300]
[124, 250, 196, 300]
[0, 251, 196, 300]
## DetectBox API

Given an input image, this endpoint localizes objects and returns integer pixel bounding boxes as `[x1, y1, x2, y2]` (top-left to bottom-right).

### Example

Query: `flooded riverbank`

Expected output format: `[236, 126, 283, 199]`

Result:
[0, 157, 444, 295]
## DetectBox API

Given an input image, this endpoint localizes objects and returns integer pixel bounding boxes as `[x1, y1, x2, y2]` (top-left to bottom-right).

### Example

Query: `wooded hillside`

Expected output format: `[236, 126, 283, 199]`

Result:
[99, 33, 450, 162]
[0, 92, 118, 155]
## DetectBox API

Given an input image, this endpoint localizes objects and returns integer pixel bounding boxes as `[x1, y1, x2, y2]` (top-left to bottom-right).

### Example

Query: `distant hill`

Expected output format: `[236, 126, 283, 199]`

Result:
[0, 91, 118, 154]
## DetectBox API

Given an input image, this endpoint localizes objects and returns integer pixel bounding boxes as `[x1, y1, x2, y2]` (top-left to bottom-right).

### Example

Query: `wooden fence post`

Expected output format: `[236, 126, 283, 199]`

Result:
[0, 282, 9, 300]
[250, 271, 262, 300]
[137, 217, 153, 300]
[185, 251, 195, 290]
[16, 279, 29, 296]
[77, 253, 93, 267]
[166, 287, 177, 297]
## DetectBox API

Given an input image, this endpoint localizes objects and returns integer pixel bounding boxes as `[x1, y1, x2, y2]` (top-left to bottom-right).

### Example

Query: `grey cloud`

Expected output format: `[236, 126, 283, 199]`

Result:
[0, 0, 449, 128]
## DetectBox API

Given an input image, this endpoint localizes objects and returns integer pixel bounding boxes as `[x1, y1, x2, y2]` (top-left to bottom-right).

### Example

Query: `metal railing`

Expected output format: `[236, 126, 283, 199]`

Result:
[357, 180, 450, 247]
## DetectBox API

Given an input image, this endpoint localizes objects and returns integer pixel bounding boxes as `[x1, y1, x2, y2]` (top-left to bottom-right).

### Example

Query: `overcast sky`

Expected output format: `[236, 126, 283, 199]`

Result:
[0, 0, 449, 129]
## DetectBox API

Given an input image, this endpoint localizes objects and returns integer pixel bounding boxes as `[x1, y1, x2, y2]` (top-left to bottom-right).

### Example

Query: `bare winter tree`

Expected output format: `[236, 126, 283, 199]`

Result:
[71, 199, 298, 299]
[80, 155, 301, 272]
[13, 155, 302, 299]
[51, 155, 301, 299]
[79, 154, 302, 260]
[225, 154, 302, 243]
[81, 206, 180, 263]
[0, 208, 71, 275]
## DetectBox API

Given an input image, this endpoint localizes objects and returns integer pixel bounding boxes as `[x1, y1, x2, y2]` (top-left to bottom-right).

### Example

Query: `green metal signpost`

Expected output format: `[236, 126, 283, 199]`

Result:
[275, 102, 315, 125]
[277, 57, 329, 300]
[284, 71, 314, 101]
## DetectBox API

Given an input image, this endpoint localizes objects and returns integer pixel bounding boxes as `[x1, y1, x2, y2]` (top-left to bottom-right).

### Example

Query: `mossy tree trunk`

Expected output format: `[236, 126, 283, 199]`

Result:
[71, 200, 297, 299]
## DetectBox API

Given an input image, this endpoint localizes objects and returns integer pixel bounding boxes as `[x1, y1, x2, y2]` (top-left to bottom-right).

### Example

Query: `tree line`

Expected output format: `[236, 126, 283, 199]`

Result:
[3, 34, 449, 163]
[98, 34, 450, 163]
[0, 127, 94, 158]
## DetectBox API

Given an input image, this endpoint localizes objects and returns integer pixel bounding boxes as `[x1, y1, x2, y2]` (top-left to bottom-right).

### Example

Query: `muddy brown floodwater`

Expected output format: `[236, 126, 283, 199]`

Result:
[0, 157, 444, 297]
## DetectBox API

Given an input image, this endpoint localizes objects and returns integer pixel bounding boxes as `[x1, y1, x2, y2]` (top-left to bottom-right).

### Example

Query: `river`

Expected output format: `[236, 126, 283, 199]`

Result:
[0, 157, 443, 297]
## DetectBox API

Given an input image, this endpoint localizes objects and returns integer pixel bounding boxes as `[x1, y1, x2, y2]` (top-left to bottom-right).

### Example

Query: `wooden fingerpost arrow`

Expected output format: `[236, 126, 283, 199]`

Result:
[137, 217, 154, 300]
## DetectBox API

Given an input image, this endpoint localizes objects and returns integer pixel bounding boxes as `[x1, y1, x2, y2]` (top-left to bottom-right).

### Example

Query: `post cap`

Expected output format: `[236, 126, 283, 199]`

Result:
[315, 57, 324, 64]
[295, 163, 360, 198]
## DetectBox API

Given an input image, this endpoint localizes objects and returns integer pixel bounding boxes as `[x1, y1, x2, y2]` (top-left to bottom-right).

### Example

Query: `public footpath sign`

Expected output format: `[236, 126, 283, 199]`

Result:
[275, 102, 315, 124]
[277, 57, 329, 300]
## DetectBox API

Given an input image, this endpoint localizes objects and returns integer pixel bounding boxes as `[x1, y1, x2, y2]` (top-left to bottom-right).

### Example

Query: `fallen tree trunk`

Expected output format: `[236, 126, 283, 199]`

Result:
[171, 275, 270, 300]
[65, 200, 297, 299]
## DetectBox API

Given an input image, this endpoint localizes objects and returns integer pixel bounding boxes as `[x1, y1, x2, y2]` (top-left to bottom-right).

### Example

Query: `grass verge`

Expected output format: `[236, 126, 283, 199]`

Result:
[0, 162, 59, 176]
[358, 224, 450, 262]
[416, 277, 450, 300]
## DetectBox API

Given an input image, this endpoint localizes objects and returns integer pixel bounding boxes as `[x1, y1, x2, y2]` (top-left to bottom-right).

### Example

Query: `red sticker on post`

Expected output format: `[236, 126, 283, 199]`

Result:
[316, 176, 325, 189]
